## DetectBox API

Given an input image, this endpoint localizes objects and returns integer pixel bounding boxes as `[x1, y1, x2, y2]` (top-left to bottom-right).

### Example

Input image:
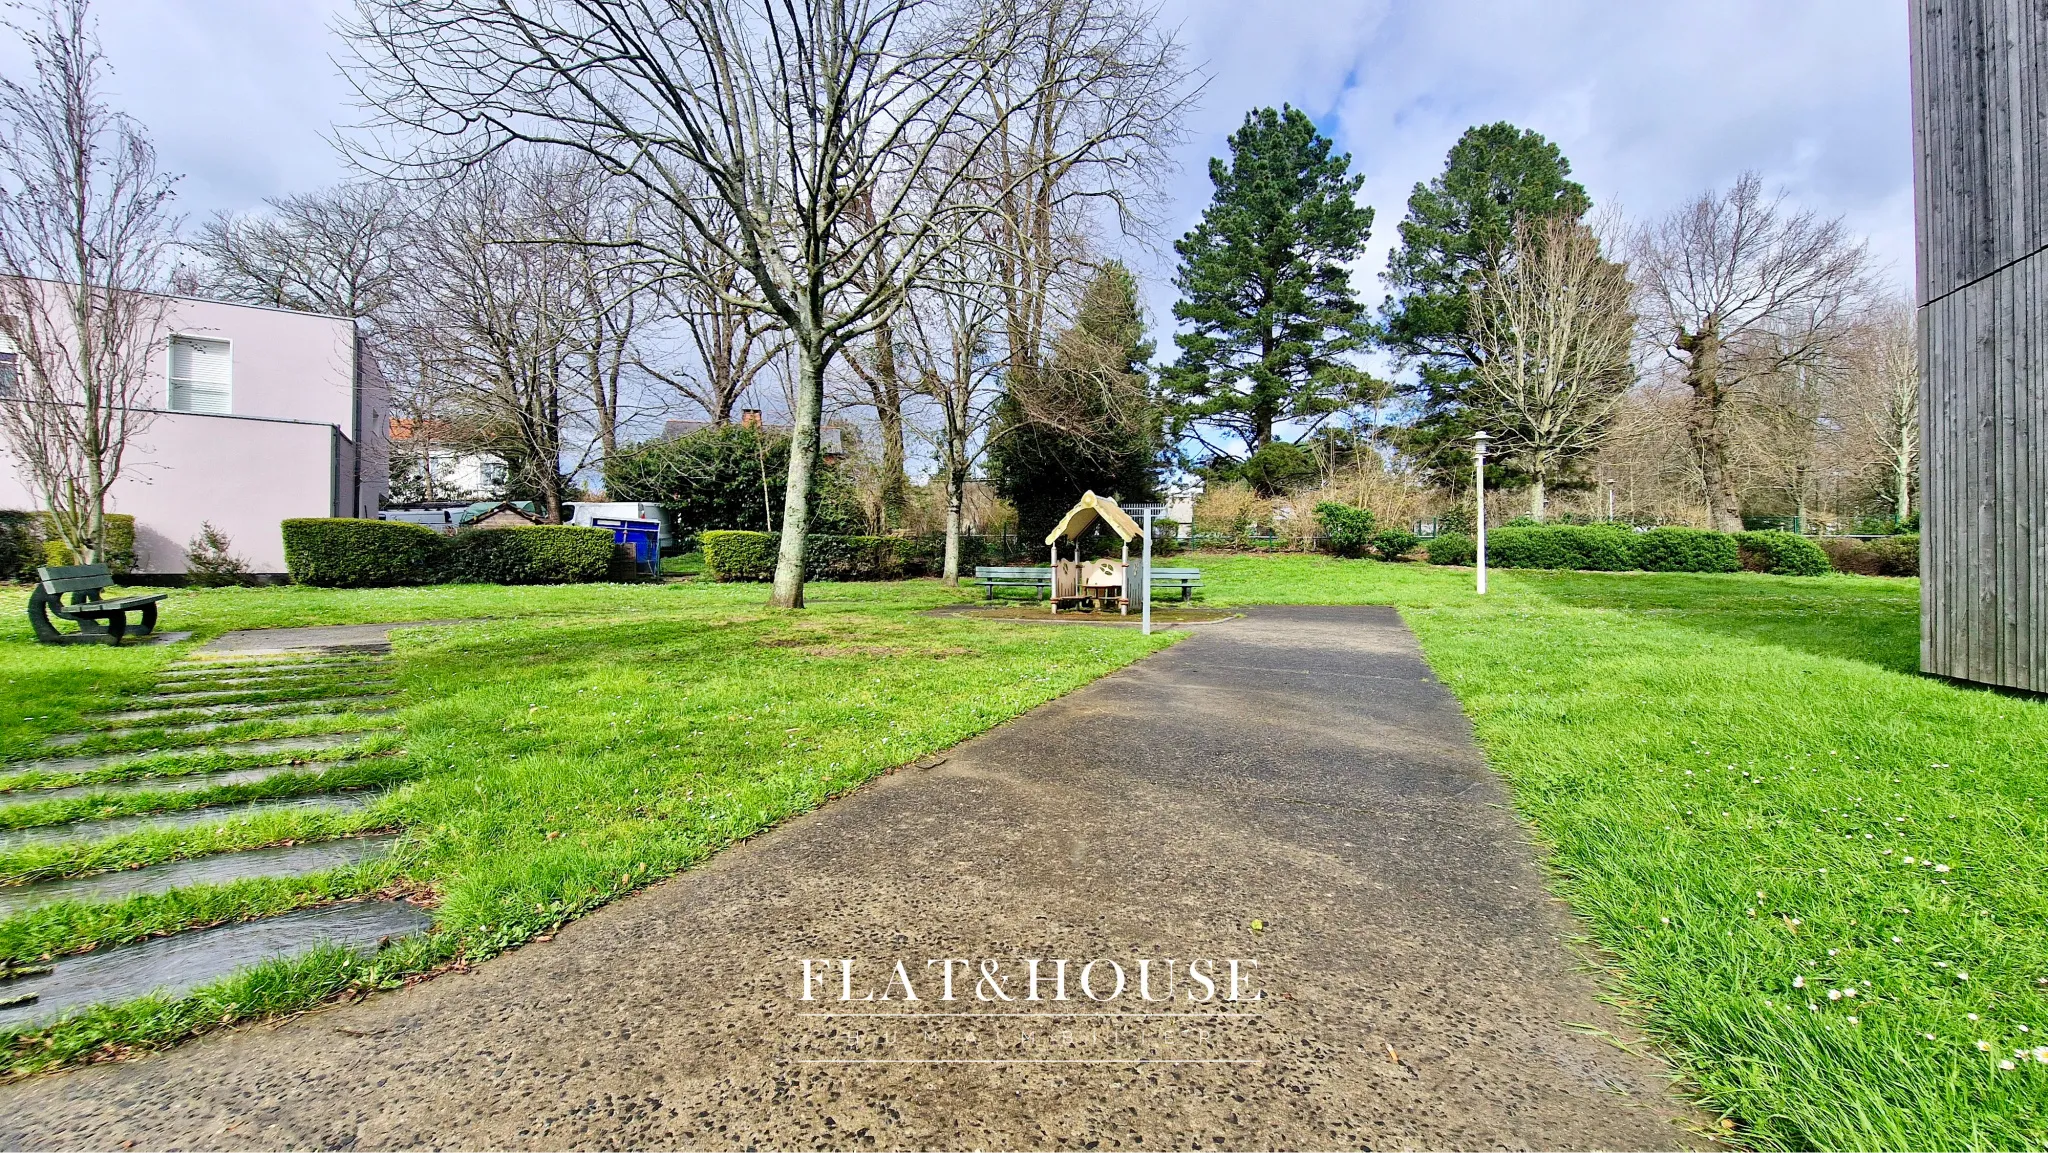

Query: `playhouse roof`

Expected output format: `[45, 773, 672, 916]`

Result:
[1044, 491, 1143, 545]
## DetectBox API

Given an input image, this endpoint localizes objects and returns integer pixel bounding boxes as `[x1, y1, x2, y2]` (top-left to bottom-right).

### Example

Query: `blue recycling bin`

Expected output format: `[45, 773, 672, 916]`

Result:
[593, 517, 660, 575]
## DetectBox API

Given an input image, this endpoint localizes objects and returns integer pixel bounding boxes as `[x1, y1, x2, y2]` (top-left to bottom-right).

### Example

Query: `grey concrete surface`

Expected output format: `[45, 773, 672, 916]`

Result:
[195, 620, 474, 657]
[0, 606, 1699, 1150]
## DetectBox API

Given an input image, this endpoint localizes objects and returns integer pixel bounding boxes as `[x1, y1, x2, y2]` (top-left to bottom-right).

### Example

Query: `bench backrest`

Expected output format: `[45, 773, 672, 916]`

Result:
[1148, 568, 1202, 579]
[36, 563, 115, 596]
[974, 566, 1052, 577]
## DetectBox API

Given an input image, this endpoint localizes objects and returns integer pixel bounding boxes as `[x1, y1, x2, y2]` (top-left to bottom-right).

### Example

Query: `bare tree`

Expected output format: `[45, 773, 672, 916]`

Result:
[1842, 298, 1918, 522]
[1632, 173, 1873, 532]
[398, 154, 594, 523]
[642, 251, 784, 426]
[347, 0, 1094, 608]
[1467, 218, 1636, 519]
[901, 247, 1006, 581]
[977, 0, 1189, 382]
[191, 182, 410, 321]
[0, 0, 178, 565]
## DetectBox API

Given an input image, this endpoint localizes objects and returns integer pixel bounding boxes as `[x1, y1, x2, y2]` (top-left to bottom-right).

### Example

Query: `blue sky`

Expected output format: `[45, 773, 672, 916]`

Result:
[29, 0, 1913, 422]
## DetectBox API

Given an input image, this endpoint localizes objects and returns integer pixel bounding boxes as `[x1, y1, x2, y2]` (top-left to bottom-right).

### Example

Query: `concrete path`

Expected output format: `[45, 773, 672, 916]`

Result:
[0, 607, 1697, 1150]
[193, 620, 475, 658]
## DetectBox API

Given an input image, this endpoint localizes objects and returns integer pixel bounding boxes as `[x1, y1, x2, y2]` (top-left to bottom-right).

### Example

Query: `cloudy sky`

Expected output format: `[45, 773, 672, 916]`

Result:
[44, 0, 1913, 362]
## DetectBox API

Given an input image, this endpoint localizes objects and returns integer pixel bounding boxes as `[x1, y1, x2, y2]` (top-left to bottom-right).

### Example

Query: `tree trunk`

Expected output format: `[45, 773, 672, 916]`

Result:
[770, 336, 825, 609]
[871, 321, 908, 531]
[1679, 325, 1745, 533]
[1529, 471, 1546, 521]
[942, 415, 968, 586]
[1895, 439, 1913, 521]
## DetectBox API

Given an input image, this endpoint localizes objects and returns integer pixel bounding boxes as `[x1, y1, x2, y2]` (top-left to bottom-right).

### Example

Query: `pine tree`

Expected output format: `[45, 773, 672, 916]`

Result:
[1379, 123, 1591, 486]
[1161, 107, 1377, 462]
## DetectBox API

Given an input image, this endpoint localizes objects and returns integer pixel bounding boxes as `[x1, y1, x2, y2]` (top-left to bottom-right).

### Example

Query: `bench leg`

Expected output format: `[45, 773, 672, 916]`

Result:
[104, 611, 128, 645]
[25, 586, 66, 644]
[135, 601, 158, 636]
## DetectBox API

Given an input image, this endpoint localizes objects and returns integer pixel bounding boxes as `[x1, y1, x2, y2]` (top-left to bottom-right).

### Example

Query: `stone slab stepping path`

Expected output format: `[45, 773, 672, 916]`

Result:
[0, 834, 399, 918]
[52, 706, 396, 747]
[0, 765, 361, 810]
[144, 681, 387, 705]
[0, 607, 1699, 1150]
[0, 791, 383, 853]
[0, 900, 433, 1031]
[194, 620, 473, 658]
[94, 695, 396, 726]
[11, 732, 383, 778]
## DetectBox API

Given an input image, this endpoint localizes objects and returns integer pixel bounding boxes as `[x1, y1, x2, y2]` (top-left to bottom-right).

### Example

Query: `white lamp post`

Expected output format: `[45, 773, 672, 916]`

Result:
[1472, 431, 1489, 595]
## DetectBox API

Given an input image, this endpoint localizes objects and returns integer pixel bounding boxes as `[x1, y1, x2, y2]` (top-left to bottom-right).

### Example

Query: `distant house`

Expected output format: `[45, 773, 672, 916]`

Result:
[0, 289, 388, 574]
[661, 409, 846, 462]
[388, 418, 509, 502]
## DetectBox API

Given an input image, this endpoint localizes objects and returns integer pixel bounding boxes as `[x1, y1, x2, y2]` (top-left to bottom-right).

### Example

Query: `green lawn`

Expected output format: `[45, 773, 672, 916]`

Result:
[1198, 552, 2047, 1151]
[3, 556, 2043, 1150]
[0, 578, 1172, 1074]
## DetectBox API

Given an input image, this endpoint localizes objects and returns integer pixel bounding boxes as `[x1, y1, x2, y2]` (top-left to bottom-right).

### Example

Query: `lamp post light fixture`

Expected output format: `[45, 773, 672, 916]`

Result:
[1472, 431, 1490, 596]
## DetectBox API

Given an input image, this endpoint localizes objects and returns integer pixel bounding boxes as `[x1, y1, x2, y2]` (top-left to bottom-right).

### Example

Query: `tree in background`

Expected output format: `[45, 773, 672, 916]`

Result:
[1466, 218, 1636, 518]
[1161, 106, 1377, 463]
[192, 182, 411, 321]
[991, 263, 1159, 544]
[1843, 299, 1918, 523]
[1633, 173, 1872, 532]
[0, 0, 178, 567]
[605, 423, 865, 545]
[1379, 122, 1591, 488]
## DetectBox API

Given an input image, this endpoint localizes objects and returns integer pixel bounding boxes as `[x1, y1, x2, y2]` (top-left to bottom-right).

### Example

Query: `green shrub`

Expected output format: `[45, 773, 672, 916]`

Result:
[440, 525, 617, 584]
[282, 518, 443, 587]
[1869, 534, 1920, 577]
[1427, 532, 1475, 566]
[1631, 527, 1739, 573]
[701, 529, 777, 582]
[35, 513, 137, 575]
[701, 529, 943, 582]
[184, 521, 251, 587]
[1734, 530, 1831, 576]
[1314, 501, 1376, 558]
[0, 510, 36, 580]
[1367, 528, 1420, 561]
[605, 424, 869, 546]
[1486, 525, 1636, 571]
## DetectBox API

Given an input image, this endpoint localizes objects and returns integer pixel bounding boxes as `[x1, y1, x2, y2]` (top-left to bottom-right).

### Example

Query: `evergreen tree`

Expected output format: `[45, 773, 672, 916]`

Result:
[1380, 122, 1591, 485]
[1161, 106, 1377, 462]
[990, 264, 1161, 546]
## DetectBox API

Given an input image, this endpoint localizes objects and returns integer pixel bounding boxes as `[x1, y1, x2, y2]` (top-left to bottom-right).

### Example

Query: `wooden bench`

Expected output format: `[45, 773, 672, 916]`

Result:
[970, 566, 1053, 600]
[970, 565, 1202, 602]
[28, 563, 167, 645]
[1148, 567, 1203, 601]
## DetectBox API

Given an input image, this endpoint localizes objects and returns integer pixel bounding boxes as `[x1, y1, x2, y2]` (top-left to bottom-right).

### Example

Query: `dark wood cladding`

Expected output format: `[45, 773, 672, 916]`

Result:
[1912, 0, 2048, 300]
[1915, 0, 2048, 690]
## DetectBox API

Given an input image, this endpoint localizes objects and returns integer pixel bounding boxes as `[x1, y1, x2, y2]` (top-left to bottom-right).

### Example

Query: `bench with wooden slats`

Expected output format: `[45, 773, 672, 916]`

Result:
[969, 565, 1202, 602]
[28, 563, 168, 645]
[969, 565, 1053, 600]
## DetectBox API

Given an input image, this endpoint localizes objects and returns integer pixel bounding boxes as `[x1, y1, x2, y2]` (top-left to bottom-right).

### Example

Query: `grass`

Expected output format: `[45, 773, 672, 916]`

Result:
[0, 577, 1173, 1075]
[2, 555, 2041, 1149]
[1195, 552, 2048, 1151]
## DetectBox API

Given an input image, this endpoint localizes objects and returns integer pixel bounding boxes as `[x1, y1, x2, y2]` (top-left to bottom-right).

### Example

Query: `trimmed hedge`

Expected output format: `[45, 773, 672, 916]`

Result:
[283, 518, 444, 587]
[35, 512, 137, 575]
[1735, 530, 1832, 576]
[1819, 534, 1920, 577]
[702, 529, 971, 582]
[1485, 525, 1637, 571]
[1426, 533, 1475, 566]
[1632, 527, 1740, 573]
[0, 510, 38, 580]
[441, 525, 618, 584]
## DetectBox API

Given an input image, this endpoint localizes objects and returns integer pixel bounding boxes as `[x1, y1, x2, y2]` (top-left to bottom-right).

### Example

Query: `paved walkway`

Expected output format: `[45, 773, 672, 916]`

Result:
[0, 607, 1696, 1150]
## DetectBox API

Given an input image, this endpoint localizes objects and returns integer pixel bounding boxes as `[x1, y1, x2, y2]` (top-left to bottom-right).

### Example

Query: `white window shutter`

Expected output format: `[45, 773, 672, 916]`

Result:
[169, 336, 231, 414]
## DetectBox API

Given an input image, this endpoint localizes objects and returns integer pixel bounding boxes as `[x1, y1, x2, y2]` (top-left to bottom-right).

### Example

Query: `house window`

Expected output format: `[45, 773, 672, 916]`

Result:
[0, 351, 16, 398]
[168, 335, 231, 414]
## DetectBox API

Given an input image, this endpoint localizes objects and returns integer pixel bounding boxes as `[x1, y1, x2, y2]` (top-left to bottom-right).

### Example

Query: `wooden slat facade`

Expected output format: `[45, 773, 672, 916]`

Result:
[1913, 0, 2048, 691]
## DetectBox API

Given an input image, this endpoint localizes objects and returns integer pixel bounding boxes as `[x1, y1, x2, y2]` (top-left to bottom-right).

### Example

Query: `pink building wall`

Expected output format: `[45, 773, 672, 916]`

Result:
[0, 289, 386, 574]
